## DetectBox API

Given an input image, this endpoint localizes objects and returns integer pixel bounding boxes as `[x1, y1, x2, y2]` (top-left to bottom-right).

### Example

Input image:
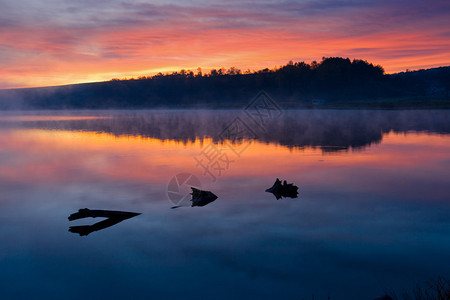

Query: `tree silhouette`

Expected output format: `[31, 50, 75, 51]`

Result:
[0, 57, 448, 109]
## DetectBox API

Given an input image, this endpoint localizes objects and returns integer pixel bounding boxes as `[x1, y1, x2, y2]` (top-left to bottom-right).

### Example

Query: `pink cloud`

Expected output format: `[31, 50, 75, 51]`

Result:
[0, 0, 449, 88]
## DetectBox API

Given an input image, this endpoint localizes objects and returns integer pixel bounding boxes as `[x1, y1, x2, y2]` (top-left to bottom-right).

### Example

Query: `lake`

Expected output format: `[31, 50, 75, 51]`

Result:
[0, 109, 449, 299]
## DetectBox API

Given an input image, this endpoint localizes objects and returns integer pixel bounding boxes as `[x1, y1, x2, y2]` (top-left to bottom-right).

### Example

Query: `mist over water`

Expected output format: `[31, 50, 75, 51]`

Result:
[0, 109, 449, 299]
[1, 109, 449, 149]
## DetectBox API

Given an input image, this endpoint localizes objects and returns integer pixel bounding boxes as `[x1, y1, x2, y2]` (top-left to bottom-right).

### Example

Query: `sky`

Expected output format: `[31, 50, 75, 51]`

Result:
[0, 0, 449, 89]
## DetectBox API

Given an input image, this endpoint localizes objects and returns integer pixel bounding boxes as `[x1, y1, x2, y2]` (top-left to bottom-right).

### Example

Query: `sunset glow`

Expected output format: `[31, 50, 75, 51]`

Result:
[1, 128, 448, 198]
[0, 0, 449, 89]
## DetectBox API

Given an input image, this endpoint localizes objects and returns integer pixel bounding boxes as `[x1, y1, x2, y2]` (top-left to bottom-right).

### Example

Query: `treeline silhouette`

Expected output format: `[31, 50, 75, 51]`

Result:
[0, 57, 449, 109]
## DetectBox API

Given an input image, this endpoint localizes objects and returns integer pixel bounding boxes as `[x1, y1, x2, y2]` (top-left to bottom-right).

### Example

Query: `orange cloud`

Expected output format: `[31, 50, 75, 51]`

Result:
[0, 0, 449, 88]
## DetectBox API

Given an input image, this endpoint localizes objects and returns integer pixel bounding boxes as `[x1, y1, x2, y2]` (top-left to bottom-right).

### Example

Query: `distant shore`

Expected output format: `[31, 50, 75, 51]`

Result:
[307, 96, 450, 109]
[0, 57, 448, 110]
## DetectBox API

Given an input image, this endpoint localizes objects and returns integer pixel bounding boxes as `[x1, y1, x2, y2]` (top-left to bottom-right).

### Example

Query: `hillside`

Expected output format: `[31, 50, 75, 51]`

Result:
[0, 57, 449, 109]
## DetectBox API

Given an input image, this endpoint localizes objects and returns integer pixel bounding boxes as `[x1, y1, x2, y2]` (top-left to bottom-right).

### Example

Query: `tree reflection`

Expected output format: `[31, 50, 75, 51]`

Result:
[4, 110, 450, 152]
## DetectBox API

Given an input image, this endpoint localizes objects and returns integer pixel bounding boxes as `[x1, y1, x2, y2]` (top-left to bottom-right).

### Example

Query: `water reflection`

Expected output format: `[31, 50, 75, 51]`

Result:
[68, 208, 141, 236]
[1, 109, 449, 151]
[0, 110, 449, 299]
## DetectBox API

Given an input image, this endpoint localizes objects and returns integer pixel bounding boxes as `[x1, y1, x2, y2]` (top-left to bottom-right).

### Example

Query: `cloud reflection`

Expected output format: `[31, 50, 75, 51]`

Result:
[0, 110, 450, 299]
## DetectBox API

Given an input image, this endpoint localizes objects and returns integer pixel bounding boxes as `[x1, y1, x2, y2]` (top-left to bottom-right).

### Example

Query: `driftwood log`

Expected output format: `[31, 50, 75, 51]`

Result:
[190, 188, 218, 207]
[68, 208, 141, 236]
[265, 178, 299, 200]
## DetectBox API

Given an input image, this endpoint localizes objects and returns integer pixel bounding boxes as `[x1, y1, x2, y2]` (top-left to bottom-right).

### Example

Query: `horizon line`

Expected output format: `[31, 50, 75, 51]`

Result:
[2, 60, 449, 91]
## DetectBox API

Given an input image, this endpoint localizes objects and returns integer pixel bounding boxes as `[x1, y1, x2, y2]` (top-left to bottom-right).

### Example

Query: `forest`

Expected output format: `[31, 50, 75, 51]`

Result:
[0, 57, 449, 109]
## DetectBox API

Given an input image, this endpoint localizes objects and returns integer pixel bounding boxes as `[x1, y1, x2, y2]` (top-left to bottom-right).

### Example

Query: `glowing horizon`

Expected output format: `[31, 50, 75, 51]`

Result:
[1, 0, 449, 89]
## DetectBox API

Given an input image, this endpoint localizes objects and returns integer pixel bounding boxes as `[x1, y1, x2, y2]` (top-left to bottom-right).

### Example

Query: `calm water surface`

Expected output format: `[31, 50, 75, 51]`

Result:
[0, 110, 449, 299]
